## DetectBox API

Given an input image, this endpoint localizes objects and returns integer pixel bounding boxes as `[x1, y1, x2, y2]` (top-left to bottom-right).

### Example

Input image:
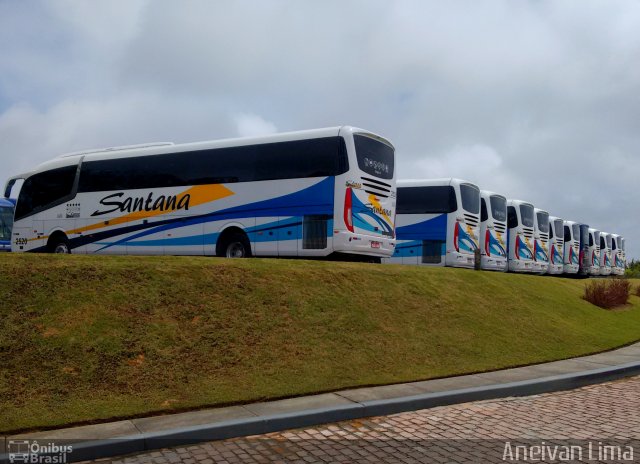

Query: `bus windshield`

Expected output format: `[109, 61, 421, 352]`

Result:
[519, 204, 534, 227]
[397, 186, 456, 214]
[354, 135, 394, 179]
[460, 184, 479, 214]
[554, 220, 563, 238]
[0, 205, 13, 241]
[489, 195, 506, 221]
[536, 212, 549, 233]
[572, 224, 580, 243]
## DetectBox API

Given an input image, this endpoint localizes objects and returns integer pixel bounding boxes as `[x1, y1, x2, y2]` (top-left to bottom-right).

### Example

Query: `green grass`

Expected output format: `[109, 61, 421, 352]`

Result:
[1, 254, 640, 433]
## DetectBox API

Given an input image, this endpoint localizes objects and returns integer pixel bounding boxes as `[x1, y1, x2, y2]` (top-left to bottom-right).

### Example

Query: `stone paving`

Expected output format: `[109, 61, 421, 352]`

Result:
[89, 375, 640, 463]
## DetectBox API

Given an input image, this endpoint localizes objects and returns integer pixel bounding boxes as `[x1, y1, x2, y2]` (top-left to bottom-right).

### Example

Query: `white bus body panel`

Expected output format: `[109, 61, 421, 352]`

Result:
[562, 220, 579, 274]
[599, 232, 612, 276]
[547, 216, 564, 274]
[611, 233, 624, 276]
[479, 190, 507, 271]
[533, 208, 550, 274]
[507, 199, 535, 273]
[587, 228, 601, 275]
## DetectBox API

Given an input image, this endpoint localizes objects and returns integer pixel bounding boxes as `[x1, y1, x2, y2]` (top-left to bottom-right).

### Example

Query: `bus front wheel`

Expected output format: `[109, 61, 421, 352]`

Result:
[217, 231, 251, 258]
[48, 235, 71, 254]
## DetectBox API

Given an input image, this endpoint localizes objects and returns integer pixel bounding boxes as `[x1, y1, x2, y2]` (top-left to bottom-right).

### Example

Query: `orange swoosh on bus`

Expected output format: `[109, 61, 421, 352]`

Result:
[368, 193, 391, 225]
[65, 184, 235, 236]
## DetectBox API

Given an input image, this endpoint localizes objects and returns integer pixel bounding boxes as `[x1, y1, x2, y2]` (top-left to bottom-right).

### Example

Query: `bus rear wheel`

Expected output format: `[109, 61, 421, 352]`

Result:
[217, 232, 251, 258]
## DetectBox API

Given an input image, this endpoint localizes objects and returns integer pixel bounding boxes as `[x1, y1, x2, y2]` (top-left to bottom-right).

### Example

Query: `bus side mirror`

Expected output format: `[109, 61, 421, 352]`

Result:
[4, 179, 16, 199]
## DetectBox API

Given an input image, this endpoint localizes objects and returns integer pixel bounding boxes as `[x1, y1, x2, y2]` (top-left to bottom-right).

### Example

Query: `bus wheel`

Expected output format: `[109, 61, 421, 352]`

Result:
[218, 232, 251, 258]
[48, 235, 71, 254]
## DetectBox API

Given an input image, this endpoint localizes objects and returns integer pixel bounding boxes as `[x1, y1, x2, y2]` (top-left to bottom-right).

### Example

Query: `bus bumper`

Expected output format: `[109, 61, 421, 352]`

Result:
[332, 231, 395, 258]
[534, 261, 549, 274]
[508, 259, 535, 272]
[446, 251, 476, 269]
[0, 242, 10, 252]
[548, 264, 564, 274]
[563, 264, 579, 274]
[480, 256, 507, 271]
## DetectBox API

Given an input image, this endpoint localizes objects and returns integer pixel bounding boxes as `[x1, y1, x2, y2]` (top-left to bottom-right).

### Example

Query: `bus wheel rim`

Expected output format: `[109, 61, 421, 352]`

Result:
[226, 242, 245, 258]
[55, 244, 69, 254]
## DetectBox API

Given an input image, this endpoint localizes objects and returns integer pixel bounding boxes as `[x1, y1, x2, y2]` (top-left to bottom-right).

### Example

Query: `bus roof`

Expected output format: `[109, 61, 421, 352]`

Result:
[480, 189, 506, 200]
[398, 178, 477, 188]
[15, 125, 393, 179]
[507, 199, 534, 208]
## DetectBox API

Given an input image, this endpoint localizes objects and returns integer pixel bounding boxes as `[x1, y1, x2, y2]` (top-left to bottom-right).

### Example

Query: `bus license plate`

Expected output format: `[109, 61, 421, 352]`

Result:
[371, 241, 381, 249]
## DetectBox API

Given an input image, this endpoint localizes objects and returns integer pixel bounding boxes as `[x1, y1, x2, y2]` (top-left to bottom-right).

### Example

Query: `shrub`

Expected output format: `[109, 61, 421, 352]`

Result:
[625, 259, 640, 278]
[584, 279, 631, 309]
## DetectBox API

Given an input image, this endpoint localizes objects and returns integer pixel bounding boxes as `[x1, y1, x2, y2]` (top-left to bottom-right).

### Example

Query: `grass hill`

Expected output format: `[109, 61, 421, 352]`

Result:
[1, 254, 639, 433]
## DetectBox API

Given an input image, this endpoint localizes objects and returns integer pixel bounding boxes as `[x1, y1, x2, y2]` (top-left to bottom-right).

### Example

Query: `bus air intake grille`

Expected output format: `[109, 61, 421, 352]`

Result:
[361, 182, 390, 193]
[360, 177, 392, 188]
[463, 214, 479, 226]
[364, 190, 388, 198]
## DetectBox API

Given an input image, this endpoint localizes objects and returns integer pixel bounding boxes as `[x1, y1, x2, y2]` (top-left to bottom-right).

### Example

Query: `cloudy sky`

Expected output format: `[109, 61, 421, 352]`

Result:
[1, 0, 638, 258]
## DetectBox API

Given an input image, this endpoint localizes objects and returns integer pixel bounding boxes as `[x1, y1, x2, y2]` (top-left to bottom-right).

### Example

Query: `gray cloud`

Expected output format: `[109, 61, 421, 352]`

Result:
[1, 0, 638, 257]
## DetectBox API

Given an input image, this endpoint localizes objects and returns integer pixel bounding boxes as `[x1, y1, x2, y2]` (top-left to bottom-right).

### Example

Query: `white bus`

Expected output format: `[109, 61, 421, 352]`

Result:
[599, 232, 612, 276]
[611, 234, 624, 276]
[587, 228, 601, 275]
[479, 190, 507, 271]
[5, 126, 397, 260]
[533, 208, 550, 274]
[506, 199, 535, 272]
[562, 220, 580, 274]
[389, 178, 480, 268]
[547, 215, 564, 274]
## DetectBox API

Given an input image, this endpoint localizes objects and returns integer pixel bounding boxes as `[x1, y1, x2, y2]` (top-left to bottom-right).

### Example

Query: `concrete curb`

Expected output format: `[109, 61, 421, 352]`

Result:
[2, 358, 640, 463]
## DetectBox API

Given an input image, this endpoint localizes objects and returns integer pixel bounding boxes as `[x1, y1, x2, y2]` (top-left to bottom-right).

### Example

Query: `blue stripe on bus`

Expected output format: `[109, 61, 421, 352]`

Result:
[395, 214, 447, 241]
[96, 177, 334, 251]
[96, 216, 335, 248]
[34, 177, 334, 253]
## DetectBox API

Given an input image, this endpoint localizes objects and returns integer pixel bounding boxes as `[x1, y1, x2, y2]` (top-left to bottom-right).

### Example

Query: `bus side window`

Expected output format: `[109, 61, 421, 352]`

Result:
[564, 226, 571, 242]
[15, 165, 77, 220]
[507, 206, 518, 229]
[480, 199, 488, 222]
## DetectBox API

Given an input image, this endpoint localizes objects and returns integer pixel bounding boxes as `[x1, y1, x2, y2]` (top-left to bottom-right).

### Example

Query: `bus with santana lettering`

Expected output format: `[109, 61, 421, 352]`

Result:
[4, 127, 397, 260]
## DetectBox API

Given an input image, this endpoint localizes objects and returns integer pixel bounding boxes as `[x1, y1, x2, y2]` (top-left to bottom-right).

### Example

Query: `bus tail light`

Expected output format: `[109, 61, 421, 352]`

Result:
[515, 235, 521, 260]
[454, 222, 460, 252]
[344, 188, 354, 233]
[485, 230, 490, 256]
[392, 210, 397, 239]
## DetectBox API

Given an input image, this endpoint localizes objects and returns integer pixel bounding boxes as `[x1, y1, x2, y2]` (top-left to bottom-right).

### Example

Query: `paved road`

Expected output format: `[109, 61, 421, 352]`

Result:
[91, 376, 640, 463]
